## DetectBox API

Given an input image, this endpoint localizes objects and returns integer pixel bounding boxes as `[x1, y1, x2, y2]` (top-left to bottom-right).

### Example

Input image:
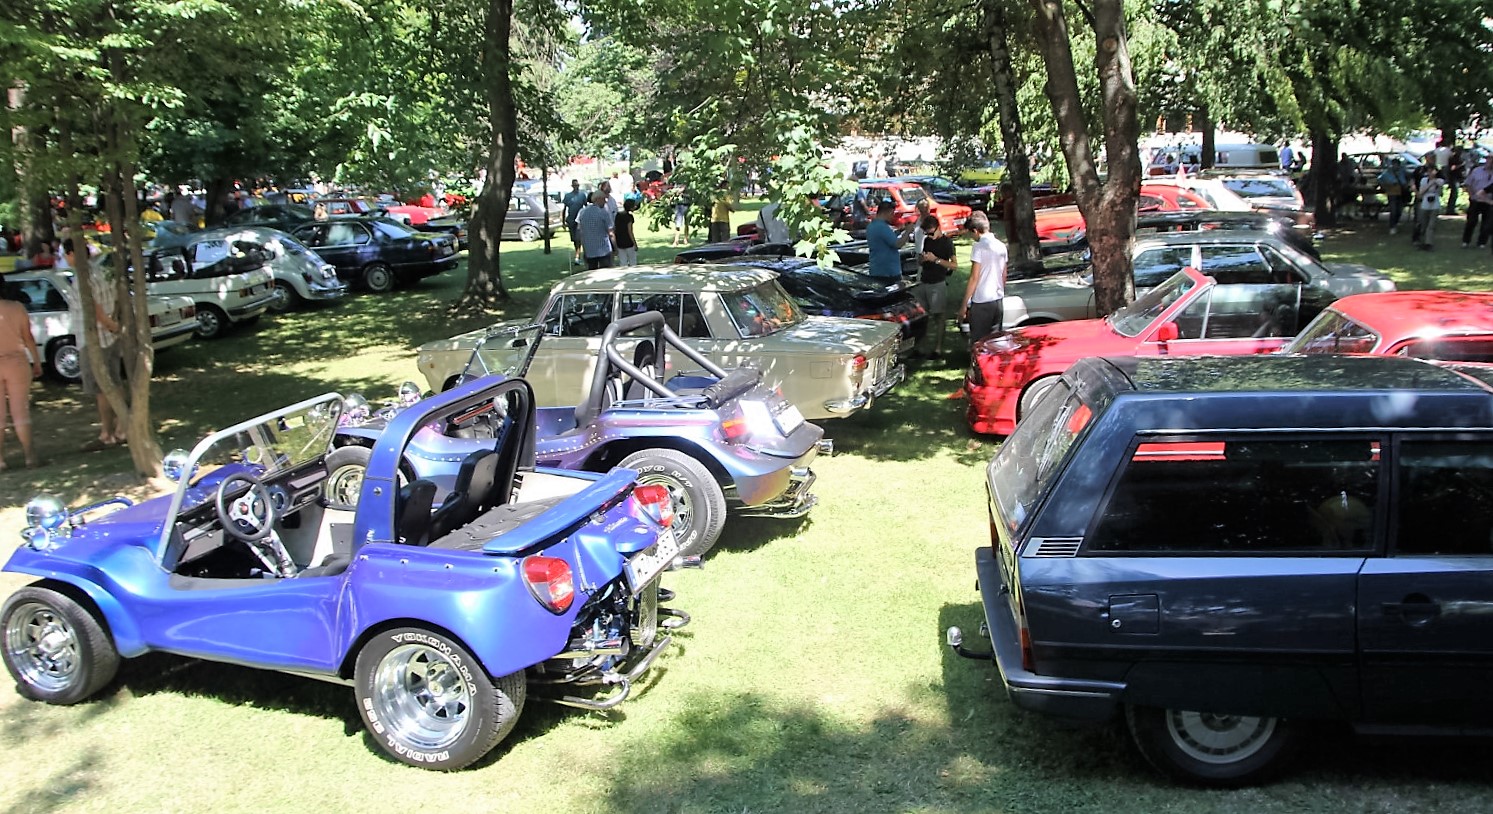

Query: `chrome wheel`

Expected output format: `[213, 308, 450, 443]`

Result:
[637, 471, 694, 540]
[370, 643, 473, 751]
[5, 602, 80, 694]
[517, 223, 541, 242]
[325, 463, 366, 506]
[1164, 711, 1277, 765]
[52, 342, 82, 382]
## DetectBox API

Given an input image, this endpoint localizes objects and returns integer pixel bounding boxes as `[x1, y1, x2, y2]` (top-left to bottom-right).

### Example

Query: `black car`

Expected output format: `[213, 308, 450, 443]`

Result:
[290, 217, 458, 293]
[900, 175, 995, 211]
[676, 239, 921, 277]
[951, 353, 1493, 786]
[726, 257, 928, 354]
[223, 203, 316, 232]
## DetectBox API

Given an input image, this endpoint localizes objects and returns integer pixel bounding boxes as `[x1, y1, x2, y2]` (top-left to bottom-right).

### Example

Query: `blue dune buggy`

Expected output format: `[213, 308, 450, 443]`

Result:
[3, 377, 687, 770]
[333, 310, 828, 557]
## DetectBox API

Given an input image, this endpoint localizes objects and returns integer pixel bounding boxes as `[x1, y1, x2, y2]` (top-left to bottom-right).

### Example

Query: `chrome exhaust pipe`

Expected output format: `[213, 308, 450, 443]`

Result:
[816, 438, 835, 456]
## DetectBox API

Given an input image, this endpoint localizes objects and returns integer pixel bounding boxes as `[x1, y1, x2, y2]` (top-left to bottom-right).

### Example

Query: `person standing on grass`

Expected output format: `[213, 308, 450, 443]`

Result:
[1377, 159, 1411, 235]
[0, 275, 42, 468]
[64, 240, 126, 450]
[709, 182, 734, 243]
[1462, 153, 1493, 249]
[671, 186, 691, 247]
[960, 210, 1008, 345]
[1414, 166, 1447, 251]
[915, 214, 956, 360]
[867, 199, 911, 280]
[614, 198, 639, 267]
[562, 180, 589, 264]
[576, 192, 615, 270]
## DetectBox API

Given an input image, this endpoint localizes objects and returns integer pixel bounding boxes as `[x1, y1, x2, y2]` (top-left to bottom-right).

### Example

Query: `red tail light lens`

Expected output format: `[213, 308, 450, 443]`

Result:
[184, 305, 196, 318]
[633, 484, 675, 527]
[721, 416, 749, 441]
[851, 354, 867, 372]
[149, 314, 160, 328]
[521, 555, 574, 613]
[1019, 623, 1034, 672]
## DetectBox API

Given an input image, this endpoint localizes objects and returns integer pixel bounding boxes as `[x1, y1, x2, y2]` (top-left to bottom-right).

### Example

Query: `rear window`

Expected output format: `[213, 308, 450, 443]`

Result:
[1088, 437, 1381, 553]
[989, 380, 1093, 536]
[1396, 335, 1493, 363]
[721, 281, 804, 337]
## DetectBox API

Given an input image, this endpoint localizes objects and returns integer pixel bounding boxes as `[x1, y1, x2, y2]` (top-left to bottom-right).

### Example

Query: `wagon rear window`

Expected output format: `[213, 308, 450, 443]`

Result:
[989, 380, 1092, 536]
[1089, 437, 1381, 553]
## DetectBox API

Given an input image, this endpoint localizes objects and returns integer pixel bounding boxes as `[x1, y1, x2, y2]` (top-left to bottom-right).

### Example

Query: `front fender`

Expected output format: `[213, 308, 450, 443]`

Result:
[5, 548, 149, 657]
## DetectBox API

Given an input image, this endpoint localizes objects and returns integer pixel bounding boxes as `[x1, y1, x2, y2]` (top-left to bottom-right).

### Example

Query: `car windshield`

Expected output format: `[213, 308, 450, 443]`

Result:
[464, 324, 544, 380]
[899, 186, 929, 206]
[722, 280, 805, 337]
[170, 394, 343, 516]
[370, 218, 419, 237]
[988, 379, 1094, 539]
[1108, 271, 1196, 337]
[1223, 178, 1296, 199]
[1282, 309, 1380, 354]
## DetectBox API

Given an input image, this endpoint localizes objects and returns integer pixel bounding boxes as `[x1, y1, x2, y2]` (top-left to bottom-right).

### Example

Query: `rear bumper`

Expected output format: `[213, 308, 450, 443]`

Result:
[226, 294, 275, 319]
[151, 321, 197, 350]
[975, 547, 1123, 722]
[303, 281, 348, 302]
[825, 362, 904, 415]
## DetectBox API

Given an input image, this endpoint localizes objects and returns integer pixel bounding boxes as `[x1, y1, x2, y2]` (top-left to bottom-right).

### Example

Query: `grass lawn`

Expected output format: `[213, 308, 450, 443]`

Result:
[3, 208, 1493, 813]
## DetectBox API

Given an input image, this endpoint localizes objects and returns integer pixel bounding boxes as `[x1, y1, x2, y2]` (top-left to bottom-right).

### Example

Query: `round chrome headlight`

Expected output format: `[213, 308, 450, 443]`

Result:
[162, 448, 192, 482]
[398, 381, 423, 406]
[24, 494, 69, 531]
[343, 393, 371, 424]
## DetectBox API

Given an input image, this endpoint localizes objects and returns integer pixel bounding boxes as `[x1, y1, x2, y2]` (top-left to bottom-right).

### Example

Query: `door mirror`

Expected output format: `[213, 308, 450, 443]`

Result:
[1155, 322, 1180, 342]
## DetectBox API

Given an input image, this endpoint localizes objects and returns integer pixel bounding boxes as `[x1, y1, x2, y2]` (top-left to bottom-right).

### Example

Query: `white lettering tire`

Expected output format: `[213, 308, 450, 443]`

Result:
[354, 627, 525, 770]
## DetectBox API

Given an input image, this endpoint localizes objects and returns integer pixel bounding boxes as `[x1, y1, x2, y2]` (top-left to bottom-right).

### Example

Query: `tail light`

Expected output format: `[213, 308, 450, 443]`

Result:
[850, 354, 867, 387]
[721, 415, 749, 441]
[149, 314, 160, 328]
[521, 555, 575, 614]
[633, 484, 675, 528]
[183, 305, 196, 318]
[1019, 620, 1035, 672]
[967, 360, 986, 386]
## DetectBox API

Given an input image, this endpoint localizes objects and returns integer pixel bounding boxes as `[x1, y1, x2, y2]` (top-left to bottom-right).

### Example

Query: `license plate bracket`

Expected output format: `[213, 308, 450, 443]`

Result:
[624, 528, 680, 594]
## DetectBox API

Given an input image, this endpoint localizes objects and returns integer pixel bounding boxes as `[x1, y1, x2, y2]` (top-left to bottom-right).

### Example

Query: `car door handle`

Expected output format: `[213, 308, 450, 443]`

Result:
[1382, 593, 1441, 624]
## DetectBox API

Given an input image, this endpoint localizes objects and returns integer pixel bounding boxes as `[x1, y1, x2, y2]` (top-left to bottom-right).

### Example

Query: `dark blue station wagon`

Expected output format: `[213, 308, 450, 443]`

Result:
[950, 354, 1493, 786]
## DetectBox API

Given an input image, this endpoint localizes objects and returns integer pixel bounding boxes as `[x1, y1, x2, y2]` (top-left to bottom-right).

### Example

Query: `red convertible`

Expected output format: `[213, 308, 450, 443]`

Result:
[1283, 290, 1493, 362]
[966, 266, 1335, 435]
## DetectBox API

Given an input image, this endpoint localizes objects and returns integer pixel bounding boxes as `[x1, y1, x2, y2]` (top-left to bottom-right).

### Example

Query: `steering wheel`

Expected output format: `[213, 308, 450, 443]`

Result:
[215, 473, 278, 542]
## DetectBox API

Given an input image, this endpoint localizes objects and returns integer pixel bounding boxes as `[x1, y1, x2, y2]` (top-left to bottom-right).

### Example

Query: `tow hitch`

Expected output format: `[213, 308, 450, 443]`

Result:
[945, 624, 994, 660]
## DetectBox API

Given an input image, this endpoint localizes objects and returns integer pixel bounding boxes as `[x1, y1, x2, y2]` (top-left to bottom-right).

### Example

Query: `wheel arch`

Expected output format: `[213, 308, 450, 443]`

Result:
[17, 576, 145, 657]
[338, 617, 506, 682]
[582, 437, 730, 487]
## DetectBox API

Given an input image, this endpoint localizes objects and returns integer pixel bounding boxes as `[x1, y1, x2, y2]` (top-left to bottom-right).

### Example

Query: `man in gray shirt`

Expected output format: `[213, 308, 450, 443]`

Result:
[576, 192, 615, 270]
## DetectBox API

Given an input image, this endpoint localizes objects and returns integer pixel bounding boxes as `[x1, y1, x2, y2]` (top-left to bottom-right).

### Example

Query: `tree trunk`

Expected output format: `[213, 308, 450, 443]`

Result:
[1199, 107, 1214, 171]
[204, 176, 232, 227]
[455, 0, 518, 311]
[1030, 0, 1140, 314]
[982, 0, 1040, 263]
[1310, 128, 1336, 229]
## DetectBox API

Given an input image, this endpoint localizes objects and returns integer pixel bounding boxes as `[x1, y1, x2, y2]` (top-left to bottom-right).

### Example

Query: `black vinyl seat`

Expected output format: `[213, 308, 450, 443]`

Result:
[396, 479, 438, 547]
[429, 449, 498, 541]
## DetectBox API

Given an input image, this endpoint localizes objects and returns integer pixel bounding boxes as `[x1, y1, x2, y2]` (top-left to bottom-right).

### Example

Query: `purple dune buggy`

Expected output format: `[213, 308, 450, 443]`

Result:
[334, 311, 828, 557]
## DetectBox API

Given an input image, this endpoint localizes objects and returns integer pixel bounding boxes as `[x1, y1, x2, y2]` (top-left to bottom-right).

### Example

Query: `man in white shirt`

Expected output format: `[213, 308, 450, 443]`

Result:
[959, 210, 1008, 345]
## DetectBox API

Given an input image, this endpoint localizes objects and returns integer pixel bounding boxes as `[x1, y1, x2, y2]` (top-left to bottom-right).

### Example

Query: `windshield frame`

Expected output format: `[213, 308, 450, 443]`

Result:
[153, 392, 344, 562]
[464, 323, 546, 381]
[1282, 309, 1382, 355]
[1108, 271, 1197, 337]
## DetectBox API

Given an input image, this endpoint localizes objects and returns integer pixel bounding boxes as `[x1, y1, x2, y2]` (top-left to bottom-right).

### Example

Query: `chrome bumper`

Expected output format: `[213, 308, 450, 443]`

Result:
[823, 362, 905, 415]
[738, 467, 817, 519]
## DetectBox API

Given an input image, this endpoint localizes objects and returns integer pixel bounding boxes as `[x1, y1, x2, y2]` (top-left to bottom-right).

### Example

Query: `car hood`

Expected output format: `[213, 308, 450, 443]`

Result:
[978, 316, 1120, 359]
[1322, 262, 1397, 295]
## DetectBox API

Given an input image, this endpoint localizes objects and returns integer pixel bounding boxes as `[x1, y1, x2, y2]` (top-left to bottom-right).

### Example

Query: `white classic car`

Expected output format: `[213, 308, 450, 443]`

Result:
[130, 240, 277, 339]
[5, 269, 197, 382]
[416, 266, 904, 420]
[153, 225, 346, 313]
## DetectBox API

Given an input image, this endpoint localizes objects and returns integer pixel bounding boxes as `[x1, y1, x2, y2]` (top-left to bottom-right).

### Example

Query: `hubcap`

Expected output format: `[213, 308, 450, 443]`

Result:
[1165, 710, 1276, 765]
[5, 602, 80, 693]
[637, 472, 693, 540]
[198, 311, 221, 336]
[269, 284, 291, 311]
[325, 464, 365, 506]
[54, 345, 81, 380]
[371, 644, 472, 750]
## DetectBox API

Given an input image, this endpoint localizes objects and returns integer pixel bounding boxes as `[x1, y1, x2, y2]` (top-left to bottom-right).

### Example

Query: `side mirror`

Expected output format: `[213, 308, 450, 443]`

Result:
[1155, 322, 1180, 342]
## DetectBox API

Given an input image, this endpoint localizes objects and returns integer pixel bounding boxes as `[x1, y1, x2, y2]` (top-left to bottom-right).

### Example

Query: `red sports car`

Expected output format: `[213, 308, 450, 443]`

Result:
[1035, 184, 1212, 245]
[966, 266, 1326, 435]
[1283, 291, 1493, 362]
